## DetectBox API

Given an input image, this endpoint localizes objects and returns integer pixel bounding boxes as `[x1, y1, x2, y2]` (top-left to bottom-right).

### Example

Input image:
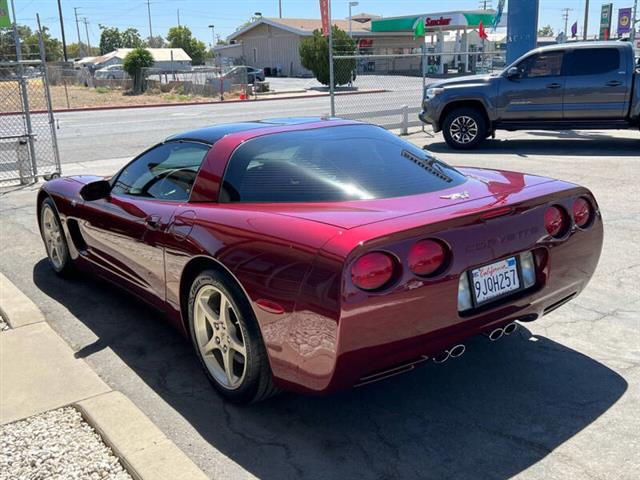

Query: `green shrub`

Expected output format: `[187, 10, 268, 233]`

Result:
[122, 47, 154, 93]
[299, 26, 356, 87]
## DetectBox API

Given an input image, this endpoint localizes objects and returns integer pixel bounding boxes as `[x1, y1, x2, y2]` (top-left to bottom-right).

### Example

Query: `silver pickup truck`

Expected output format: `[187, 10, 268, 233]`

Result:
[420, 42, 640, 149]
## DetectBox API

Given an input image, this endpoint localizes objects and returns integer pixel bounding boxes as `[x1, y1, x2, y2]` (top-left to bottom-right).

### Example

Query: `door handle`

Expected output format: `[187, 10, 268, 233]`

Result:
[605, 80, 622, 87]
[145, 214, 162, 230]
[546, 83, 562, 89]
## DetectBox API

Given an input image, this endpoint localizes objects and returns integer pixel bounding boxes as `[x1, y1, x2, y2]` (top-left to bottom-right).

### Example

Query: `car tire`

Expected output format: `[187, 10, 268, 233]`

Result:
[442, 107, 487, 150]
[39, 198, 74, 277]
[188, 269, 279, 403]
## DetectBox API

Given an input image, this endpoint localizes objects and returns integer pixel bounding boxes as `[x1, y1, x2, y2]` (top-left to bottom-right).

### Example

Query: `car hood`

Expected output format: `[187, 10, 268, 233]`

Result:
[429, 74, 499, 88]
[253, 168, 557, 230]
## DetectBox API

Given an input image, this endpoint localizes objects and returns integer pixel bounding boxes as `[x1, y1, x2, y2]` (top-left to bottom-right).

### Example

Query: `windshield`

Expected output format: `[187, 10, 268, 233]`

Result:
[220, 124, 466, 203]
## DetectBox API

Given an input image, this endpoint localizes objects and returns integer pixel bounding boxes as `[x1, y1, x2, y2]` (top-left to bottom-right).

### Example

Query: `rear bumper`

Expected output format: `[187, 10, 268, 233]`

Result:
[271, 189, 603, 394]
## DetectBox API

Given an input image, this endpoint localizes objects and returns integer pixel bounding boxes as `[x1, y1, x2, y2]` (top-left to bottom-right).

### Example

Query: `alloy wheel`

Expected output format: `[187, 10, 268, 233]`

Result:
[450, 116, 479, 144]
[194, 285, 247, 390]
[42, 204, 66, 270]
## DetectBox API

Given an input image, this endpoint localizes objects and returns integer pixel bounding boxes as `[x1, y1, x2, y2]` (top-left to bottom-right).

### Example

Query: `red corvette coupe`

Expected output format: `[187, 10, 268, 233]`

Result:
[38, 118, 603, 403]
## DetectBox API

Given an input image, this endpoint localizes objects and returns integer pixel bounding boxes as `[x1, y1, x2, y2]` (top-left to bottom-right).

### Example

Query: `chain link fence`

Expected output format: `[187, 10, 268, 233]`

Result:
[43, 64, 251, 108]
[332, 50, 506, 133]
[0, 62, 61, 186]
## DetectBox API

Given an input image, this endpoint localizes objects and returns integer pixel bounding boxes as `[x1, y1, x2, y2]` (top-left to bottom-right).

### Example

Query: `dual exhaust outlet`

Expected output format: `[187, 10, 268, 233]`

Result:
[483, 321, 519, 342]
[432, 322, 519, 364]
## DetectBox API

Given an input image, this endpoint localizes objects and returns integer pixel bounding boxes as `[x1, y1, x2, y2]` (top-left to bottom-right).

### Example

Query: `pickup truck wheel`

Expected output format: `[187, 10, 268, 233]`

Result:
[442, 107, 487, 150]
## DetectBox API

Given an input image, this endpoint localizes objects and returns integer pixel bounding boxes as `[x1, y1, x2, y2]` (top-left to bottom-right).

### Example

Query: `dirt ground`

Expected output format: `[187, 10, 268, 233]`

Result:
[0, 82, 242, 113]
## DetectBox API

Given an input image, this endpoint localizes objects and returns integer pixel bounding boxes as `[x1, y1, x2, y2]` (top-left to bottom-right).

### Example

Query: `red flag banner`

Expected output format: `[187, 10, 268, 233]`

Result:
[478, 20, 488, 40]
[319, 0, 330, 36]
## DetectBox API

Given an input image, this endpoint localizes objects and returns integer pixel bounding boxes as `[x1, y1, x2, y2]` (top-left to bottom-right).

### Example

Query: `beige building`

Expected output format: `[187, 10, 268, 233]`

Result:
[220, 16, 420, 77]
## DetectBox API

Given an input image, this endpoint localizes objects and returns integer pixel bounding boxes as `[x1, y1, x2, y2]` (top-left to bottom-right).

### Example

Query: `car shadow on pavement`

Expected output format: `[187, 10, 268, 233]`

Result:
[33, 260, 627, 480]
[425, 134, 640, 157]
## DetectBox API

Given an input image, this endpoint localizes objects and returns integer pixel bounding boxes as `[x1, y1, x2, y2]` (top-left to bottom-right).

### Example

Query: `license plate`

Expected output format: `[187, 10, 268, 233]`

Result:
[471, 257, 520, 305]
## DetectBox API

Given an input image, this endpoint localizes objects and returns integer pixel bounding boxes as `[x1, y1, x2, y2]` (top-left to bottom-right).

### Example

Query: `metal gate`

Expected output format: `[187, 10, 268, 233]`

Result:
[0, 61, 61, 186]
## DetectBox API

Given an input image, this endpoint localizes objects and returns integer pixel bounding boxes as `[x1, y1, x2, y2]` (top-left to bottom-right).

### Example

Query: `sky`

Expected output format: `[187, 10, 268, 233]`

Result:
[8, 0, 638, 48]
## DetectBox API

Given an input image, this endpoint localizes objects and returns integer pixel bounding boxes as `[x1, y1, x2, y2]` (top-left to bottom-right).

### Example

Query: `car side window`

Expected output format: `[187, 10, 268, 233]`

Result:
[111, 142, 209, 201]
[567, 48, 620, 75]
[517, 51, 563, 78]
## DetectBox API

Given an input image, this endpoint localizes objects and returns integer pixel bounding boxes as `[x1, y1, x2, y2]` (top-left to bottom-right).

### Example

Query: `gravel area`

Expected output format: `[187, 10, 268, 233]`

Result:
[0, 407, 132, 480]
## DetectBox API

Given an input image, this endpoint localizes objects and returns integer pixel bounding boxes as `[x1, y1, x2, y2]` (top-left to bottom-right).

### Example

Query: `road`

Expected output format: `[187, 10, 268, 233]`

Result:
[1, 117, 639, 479]
[55, 77, 425, 165]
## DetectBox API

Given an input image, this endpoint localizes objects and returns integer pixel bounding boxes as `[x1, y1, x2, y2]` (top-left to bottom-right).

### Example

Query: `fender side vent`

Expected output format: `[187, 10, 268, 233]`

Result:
[66, 219, 87, 251]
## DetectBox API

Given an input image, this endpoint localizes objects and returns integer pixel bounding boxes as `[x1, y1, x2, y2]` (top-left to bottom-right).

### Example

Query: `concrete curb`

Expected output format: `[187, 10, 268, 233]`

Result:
[75, 391, 208, 480]
[0, 272, 45, 328]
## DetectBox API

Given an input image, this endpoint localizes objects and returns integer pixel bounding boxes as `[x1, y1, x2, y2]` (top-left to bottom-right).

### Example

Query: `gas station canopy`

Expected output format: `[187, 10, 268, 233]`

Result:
[371, 10, 499, 33]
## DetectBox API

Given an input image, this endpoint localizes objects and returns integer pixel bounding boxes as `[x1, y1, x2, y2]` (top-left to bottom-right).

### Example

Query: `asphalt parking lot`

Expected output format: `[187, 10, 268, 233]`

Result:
[1, 126, 639, 479]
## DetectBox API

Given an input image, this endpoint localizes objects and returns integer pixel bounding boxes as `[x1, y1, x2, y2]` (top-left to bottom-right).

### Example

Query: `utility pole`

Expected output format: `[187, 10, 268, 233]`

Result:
[82, 17, 91, 53]
[74, 7, 83, 57]
[278, 0, 282, 18]
[631, 0, 638, 42]
[348, 1, 359, 38]
[177, 9, 180, 27]
[328, 0, 335, 117]
[145, 0, 153, 38]
[56, 0, 68, 61]
[208, 24, 215, 48]
[562, 8, 572, 42]
[583, 0, 590, 40]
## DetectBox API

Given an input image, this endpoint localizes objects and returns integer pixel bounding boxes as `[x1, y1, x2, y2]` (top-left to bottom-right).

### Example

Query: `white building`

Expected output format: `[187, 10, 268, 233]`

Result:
[91, 48, 192, 72]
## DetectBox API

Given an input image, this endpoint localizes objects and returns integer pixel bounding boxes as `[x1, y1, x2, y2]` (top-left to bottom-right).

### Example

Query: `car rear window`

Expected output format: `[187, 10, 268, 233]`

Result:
[567, 48, 620, 75]
[220, 125, 466, 203]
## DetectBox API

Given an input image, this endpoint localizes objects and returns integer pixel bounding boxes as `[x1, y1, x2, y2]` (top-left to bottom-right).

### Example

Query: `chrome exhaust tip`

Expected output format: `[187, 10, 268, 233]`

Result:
[503, 322, 518, 335]
[484, 327, 504, 342]
[449, 344, 466, 358]
[433, 350, 450, 364]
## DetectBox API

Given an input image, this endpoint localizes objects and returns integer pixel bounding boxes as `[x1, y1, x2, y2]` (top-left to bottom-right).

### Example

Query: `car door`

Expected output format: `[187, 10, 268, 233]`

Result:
[563, 47, 629, 119]
[79, 141, 210, 305]
[497, 50, 565, 121]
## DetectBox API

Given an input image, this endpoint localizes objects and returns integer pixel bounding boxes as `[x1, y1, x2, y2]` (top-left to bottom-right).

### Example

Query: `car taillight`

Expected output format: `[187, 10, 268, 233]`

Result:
[573, 197, 592, 228]
[408, 239, 447, 276]
[351, 252, 395, 291]
[544, 206, 568, 238]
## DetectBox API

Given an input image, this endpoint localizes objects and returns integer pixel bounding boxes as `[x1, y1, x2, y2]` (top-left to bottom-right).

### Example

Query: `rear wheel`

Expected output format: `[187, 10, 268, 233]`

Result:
[39, 198, 73, 276]
[188, 269, 278, 403]
[442, 107, 487, 150]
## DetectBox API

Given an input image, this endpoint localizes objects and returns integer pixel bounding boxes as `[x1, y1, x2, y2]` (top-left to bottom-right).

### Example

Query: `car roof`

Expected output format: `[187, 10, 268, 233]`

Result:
[165, 117, 343, 144]
[535, 41, 632, 54]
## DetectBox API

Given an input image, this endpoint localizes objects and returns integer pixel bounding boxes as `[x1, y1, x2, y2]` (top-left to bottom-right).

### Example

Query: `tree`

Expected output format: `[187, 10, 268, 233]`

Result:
[120, 28, 143, 48]
[67, 42, 100, 58]
[23, 26, 63, 61]
[146, 35, 165, 48]
[538, 25, 554, 37]
[99, 26, 143, 54]
[166, 26, 206, 65]
[0, 25, 62, 62]
[122, 47, 154, 92]
[299, 26, 356, 87]
[99, 26, 121, 54]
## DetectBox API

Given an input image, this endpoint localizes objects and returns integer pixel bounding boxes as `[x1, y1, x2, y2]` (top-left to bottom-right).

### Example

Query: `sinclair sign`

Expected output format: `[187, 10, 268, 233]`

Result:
[424, 17, 452, 27]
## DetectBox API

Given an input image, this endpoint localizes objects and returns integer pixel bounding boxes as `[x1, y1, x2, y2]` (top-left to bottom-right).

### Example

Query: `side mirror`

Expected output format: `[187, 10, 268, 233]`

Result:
[80, 180, 111, 201]
[506, 67, 521, 80]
